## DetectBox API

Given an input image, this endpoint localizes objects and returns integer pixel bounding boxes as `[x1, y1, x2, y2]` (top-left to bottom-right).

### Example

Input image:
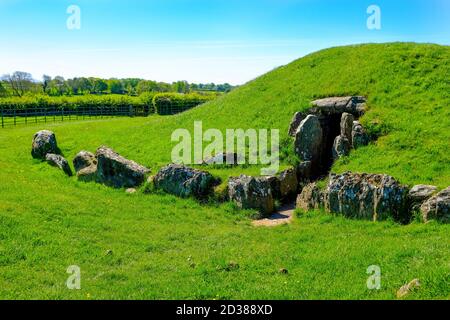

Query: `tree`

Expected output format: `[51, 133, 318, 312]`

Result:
[93, 79, 108, 94]
[172, 80, 189, 93]
[42, 75, 52, 94]
[108, 79, 124, 94]
[1, 71, 33, 97]
[0, 81, 7, 97]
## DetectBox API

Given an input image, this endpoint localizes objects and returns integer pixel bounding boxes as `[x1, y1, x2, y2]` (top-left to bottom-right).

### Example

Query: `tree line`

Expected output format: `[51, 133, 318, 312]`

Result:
[0, 71, 234, 98]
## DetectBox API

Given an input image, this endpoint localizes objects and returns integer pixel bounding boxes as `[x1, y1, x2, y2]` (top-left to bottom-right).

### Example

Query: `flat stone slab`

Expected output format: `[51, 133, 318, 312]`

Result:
[252, 203, 295, 227]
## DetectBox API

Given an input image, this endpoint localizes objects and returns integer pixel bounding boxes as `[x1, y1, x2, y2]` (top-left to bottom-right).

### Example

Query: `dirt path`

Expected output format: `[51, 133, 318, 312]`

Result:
[252, 202, 295, 227]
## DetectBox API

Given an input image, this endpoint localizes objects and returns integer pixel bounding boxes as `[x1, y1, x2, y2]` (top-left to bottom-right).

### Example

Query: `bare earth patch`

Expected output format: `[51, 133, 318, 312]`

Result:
[252, 203, 295, 227]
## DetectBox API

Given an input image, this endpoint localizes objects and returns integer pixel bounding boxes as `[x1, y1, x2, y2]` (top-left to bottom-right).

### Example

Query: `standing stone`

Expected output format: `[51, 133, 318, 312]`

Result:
[278, 168, 298, 200]
[352, 121, 369, 149]
[154, 164, 219, 198]
[296, 161, 313, 181]
[228, 175, 274, 216]
[420, 187, 450, 223]
[408, 185, 437, 211]
[31, 130, 58, 159]
[45, 153, 72, 176]
[294, 115, 323, 163]
[73, 151, 97, 172]
[288, 112, 305, 137]
[340, 112, 354, 143]
[325, 172, 410, 222]
[96, 146, 150, 188]
[332, 135, 351, 160]
[296, 182, 323, 211]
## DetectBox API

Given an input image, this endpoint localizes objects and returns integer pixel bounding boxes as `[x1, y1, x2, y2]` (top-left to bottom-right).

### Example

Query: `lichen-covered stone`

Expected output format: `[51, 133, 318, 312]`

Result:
[296, 182, 323, 211]
[154, 164, 218, 198]
[340, 112, 355, 143]
[96, 146, 150, 188]
[73, 151, 97, 172]
[45, 153, 72, 176]
[408, 185, 437, 211]
[228, 175, 274, 216]
[288, 112, 305, 137]
[324, 172, 410, 222]
[278, 168, 298, 200]
[32, 130, 58, 159]
[420, 187, 450, 223]
[352, 121, 369, 149]
[294, 115, 323, 163]
[332, 135, 351, 160]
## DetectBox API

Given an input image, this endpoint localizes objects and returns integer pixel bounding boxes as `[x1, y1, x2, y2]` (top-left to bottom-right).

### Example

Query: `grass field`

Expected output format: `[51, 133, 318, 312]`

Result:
[0, 43, 449, 299]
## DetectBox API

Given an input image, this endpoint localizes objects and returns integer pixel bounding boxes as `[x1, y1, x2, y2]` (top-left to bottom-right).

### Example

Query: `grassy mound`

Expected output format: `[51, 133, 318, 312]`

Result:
[0, 43, 448, 299]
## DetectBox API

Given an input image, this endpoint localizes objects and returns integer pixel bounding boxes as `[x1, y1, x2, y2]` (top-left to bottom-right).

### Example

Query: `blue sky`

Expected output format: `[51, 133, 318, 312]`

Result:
[0, 0, 448, 84]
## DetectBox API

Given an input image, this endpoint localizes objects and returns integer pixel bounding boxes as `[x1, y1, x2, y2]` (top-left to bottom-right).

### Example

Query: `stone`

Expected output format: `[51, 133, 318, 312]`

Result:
[154, 164, 219, 198]
[45, 153, 72, 176]
[294, 115, 323, 163]
[397, 279, 420, 298]
[420, 187, 450, 223]
[352, 121, 369, 149]
[340, 112, 354, 143]
[73, 151, 97, 172]
[203, 152, 241, 165]
[261, 175, 280, 199]
[310, 96, 366, 116]
[332, 135, 351, 160]
[31, 130, 58, 159]
[228, 175, 274, 216]
[77, 165, 97, 182]
[408, 185, 437, 211]
[296, 182, 323, 211]
[325, 172, 410, 222]
[96, 146, 150, 188]
[288, 112, 305, 137]
[296, 161, 313, 181]
[278, 168, 298, 200]
[125, 188, 137, 194]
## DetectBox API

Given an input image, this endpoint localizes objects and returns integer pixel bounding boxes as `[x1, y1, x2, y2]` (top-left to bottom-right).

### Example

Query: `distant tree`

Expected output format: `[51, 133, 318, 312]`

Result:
[136, 80, 158, 94]
[172, 80, 189, 93]
[42, 75, 52, 94]
[108, 79, 124, 94]
[1, 71, 33, 97]
[93, 79, 108, 94]
[0, 81, 7, 97]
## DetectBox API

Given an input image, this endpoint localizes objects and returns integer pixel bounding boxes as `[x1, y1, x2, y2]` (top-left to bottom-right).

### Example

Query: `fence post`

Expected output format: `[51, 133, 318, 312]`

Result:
[25, 108, 28, 124]
[1, 106, 4, 128]
[13, 107, 16, 126]
[61, 107, 64, 122]
[44, 107, 47, 123]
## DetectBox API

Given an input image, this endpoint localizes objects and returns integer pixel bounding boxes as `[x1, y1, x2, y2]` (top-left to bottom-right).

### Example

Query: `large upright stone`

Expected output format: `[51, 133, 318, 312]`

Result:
[296, 182, 323, 211]
[294, 115, 323, 163]
[96, 146, 150, 188]
[228, 175, 274, 216]
[420, 187, 450, 223]
[352, 121, 369, 149]
[288, 112, 305, 137]
[325, 172, 410, 222]
[332, 135, 351, 160]
[340, 112, 355, 143]
[31, 130, 58, 159]
[153, 164, 218, 198]
[278, 168, 298, 200]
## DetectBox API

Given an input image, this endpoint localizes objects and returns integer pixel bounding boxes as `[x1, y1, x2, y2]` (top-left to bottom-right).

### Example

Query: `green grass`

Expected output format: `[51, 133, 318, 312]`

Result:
[0, 43, 449, 299]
